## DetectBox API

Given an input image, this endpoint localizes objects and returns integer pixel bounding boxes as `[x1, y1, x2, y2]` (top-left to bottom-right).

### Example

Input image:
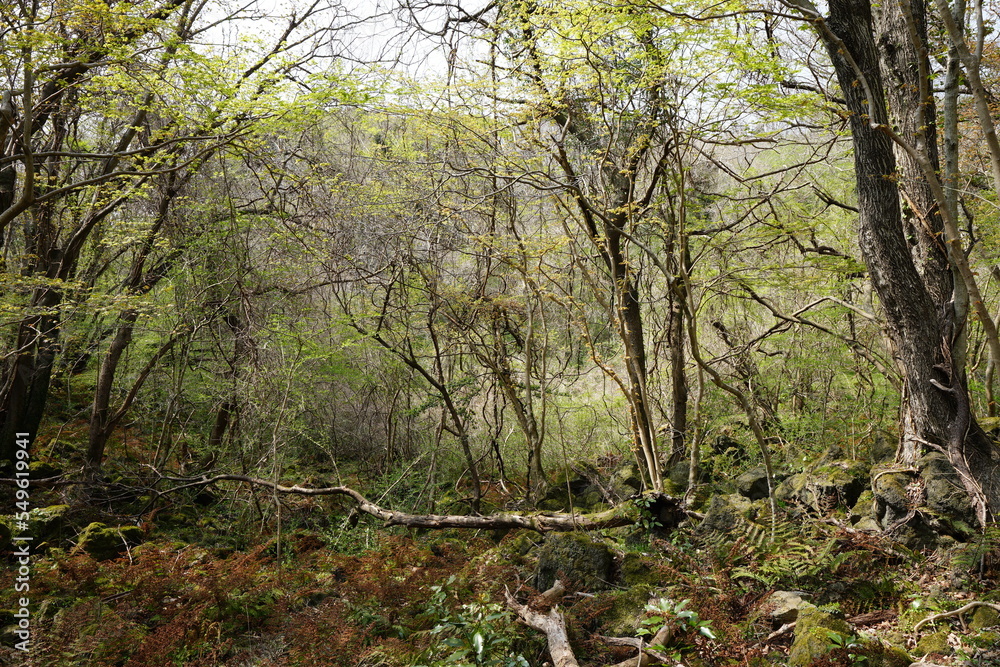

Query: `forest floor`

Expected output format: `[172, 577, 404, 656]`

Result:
[3, 453, 1000, 666]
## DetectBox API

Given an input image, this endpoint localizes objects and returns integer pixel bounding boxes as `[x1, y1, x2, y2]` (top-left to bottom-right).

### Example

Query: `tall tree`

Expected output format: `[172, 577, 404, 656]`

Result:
[786, 0, 1000, 522]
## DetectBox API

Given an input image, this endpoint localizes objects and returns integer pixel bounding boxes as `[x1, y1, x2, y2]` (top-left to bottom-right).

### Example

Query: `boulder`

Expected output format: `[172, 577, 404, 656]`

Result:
[610, 463, 643, 497]
[75, 522, 144, 561]
[534, 532, 614, 592]
[776, 460, 867, 514]
[763, 590, 811, 624]
[593, 585, 654, 636]
[620, 552, 661, 587]
[538, 464, 609, 511]
[696, 494, 756, 534]
[788, 605, 851, 667]
[736, 466, 771, 501]
[971, 605, 1000, 630]
[919, 453, 976, 537]
[850, 490, 876, 524]
[872, 468, 911, 526]
[914, 629, 950, 656]
[27, 504, 71, 543]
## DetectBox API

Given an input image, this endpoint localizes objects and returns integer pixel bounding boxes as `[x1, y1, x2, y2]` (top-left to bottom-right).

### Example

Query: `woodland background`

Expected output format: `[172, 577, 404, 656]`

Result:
[4, 0, 1000, 664]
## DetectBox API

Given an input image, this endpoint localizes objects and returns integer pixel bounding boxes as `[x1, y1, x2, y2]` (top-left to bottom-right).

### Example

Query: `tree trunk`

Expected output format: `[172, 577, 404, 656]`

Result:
[87, 310, 138, 467]
[819, 0, 1000, 522]
[0, 308, 59, 462]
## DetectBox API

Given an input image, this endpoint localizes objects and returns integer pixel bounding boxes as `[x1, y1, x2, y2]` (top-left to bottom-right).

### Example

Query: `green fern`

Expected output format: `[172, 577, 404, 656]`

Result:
[949, 525, 1000, 577]
[700, 508, 855, 588]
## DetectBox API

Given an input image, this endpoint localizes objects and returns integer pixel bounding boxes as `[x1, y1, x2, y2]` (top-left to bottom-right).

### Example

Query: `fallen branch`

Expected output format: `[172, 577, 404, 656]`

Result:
[598, 624, 677, 666]
[151, 472, 683, 533]
[507, 583, 678, 667]
[506, 581, 579, 667]
[913, 601, 1000, 633]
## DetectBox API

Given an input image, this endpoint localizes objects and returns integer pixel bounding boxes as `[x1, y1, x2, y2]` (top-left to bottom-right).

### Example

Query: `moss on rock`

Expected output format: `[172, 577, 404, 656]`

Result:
[75, 522, 144, 560]
[620, 552, 661, 587]
[696, 494, 755, 534]
[592, 585, 653, 636]
[971, 605, 1000, 630]
[534, 532, 614, 592]
[915, 629, 951, 655]
[788, 605, 851, 667]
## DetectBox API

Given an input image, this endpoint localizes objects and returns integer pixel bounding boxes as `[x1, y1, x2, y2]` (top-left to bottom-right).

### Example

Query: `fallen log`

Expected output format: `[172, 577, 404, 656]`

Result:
[151, 472, 685, 533]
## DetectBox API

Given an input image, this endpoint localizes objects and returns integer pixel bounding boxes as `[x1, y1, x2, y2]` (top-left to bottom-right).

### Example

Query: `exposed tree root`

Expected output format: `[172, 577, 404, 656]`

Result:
[151, 472, 685, 532]
[913, 601, 1000, 632]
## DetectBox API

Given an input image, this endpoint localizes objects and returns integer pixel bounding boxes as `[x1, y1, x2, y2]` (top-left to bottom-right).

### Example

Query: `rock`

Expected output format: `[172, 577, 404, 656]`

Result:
[869, 435, 896, 463]
[736, 466, 771, 501]
[594, 585, 654, 636]
[872, 467, 910, 525]
[914, 629, 951, 656]
[534, 532, 614, 592]
[696, 494, 756, 534]
[763, 591, 810, 624]
[854, 516, 882, 532]
[919, 453, 976, 538]
[870, 645, 913, 667]
[538, 464, 609, 511]
[788, 605, 851, 667]
[0, 505, 73, 551]
[75, 522, 144, 561]
[850, 490, 875, 523]
[776, 460, 867, 514]
[620, 552, 660, 587]
[27, 504, 71, 543]
[28, 461, 62, 479]
[610, 463, 643, 496]
[970, 605, 1000, 630]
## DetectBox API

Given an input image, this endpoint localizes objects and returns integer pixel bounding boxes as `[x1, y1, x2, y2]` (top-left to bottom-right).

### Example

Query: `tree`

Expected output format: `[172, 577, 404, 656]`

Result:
[785, 0, 1000, 522]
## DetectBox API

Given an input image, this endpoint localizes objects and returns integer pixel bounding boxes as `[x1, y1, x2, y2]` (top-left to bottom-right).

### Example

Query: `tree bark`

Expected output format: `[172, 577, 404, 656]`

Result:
[809, 0, 1000, 522]
[155, 473, 684, 532]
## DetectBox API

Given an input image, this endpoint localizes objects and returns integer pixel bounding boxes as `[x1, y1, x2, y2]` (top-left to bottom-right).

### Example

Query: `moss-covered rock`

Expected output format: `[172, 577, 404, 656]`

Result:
[777, 460, 867, 515]
[539, 464, 609, 511]
[971, 605, 1000, 630]
[28, 504, 71, 543]
[763, 590, 810, 623]
[620, 552, 661, 587]
[915, 629, 951, 655]
[872, 467, 910, 526]
[736, 466, 771, 501]
[75, 522, 144, 560]
[919, 453, 976, 538]
[500, 532, 539, 562]
[696, 494, 755, 534]
[535, 532, 614, 592]
[788, 605, 851, 667]
[862, 642, 912, 667]
[610, 463, 643, 496]
[28, 460, 62, 479]
[850, 489, 875, 523]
